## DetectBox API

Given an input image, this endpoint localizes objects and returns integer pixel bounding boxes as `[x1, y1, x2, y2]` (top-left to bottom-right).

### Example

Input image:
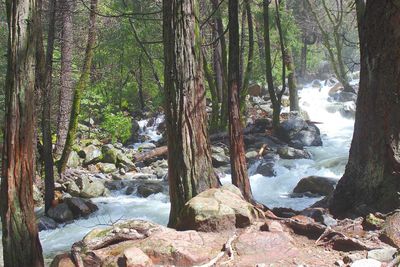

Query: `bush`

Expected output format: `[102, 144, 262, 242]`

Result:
[101, 112, 132, 144]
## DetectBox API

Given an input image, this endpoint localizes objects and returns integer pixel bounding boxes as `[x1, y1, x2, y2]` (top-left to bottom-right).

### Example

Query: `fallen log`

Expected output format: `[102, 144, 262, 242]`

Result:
[133, 146, 168, 162]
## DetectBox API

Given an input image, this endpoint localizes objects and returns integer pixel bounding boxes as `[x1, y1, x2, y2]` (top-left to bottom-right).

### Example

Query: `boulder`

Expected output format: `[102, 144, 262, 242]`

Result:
[66, 180, 80, 197]
[117, 153, 136, 171]
[256, 160, 276, 177]
[47, 203, 74, 223]
[293, 176, 337, 196]
[328, 83, 344, 97]
[96, 162, 117, 174]
[37, 216, 57, 231]
[65, 197, 98, 218]
[80, 180, 106, 198]
[122, 247, 153, 267]
[277, 146, 311, 160]
[50, 253, 76, 267]
[176, 184, 260, 232]
[66, 151, 80, 168]
[33, 184, 43, 206]
[80, 145, 102, 165]
[101, 144, 118, 164]
[130, 120, 141, 143]
[381, 212, 400, 248]
[137, 183, 164, 197]
[367, 247, 397, 262]
[278, 116, 322, 148]
[139, 143, 156, 152]
[332, 91, 357, 102]
[340, 101, 356, 119]
[350, 259, 382, 267]
[248, 83, 262, 96]
[211, 153, 230, 168]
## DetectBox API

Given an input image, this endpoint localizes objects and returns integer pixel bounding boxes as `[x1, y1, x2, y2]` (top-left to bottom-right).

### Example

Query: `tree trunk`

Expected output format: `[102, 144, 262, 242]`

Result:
[1, 0, 44, 265]
[163, 0, 220, 228]
[241, 0, 254, 113]
[228, 0, 253, 202]
[203, 51, 220, 132]
[55, 0, 74, 157]
[58, 0, 98, 174]
[330, 0, 400, 216]
[300, 35, 307, 79]
[137, 55, 145, 110]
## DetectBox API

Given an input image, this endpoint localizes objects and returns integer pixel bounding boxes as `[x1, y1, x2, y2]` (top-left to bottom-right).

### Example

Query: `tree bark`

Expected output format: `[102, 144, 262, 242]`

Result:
[241, 0, 254, 113]
[1, 0, 44, 265]
[136, 55, 145, 110]
[163, 0, 220, 228]
[228, 0, 253, 202]
[58, 0, 98, 173]
[55, 0, 75, 157]
[330, 0, 400, 216]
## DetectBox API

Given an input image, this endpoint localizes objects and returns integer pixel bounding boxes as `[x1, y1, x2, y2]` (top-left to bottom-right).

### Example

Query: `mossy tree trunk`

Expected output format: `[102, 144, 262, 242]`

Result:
[58, 0, 98, 174]
[163, 0, 220, 228]
[228, 0, 253, 202]
[1, 0, 44, 265]
[330, 0, 400, 216]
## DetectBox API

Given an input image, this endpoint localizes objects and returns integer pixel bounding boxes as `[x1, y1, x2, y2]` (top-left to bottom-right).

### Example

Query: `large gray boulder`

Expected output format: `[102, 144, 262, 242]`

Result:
[80, 180, 106, 198]
[293, 176, 338, 196]
[277, 146, 311, 160]
[176, 184, 261, 232]
[47, 203, 74, 223]
[101, 144, 118, 164]
[65, 197, 99, 218]
[66, 151, 80, 168]
[37, 216, 58, 231]
[80, 145, 102, 165]
[137, 183, 164, 197]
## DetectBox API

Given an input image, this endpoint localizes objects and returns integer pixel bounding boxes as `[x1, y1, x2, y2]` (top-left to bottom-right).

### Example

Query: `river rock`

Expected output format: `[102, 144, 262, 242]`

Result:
[381, 212, 400, 248]
[80, 145, 102, 165]
[277, 146, 311, 160]
[80, 180, 106, 198]
[33, 184, 43, 206]
[129, 120, 140, 143]
[137, 183, 164, 197]
[50, 253, 76, 267]
[37, 216, 57, 231]
[65, 197, 98, 218]
[211, 153, 230, 167]
[248, 83, 262, 96]
[293, 176, 337, 196]
[66, 180, 80, 197]
[66, 151, 80, 168]
[329, 83, 344, 97]
[96, 162, 117, 174]
[340, 101, 356, 119]
[139, 143, 156, 152]
[47, 203, 74, 223]
[101, 144, 118, 164]
[332, 91, 357, 102]
[122, 247, 153, 267]
[350, 259, 382, 267]
[176, 184, 260, 232]
[256, 160, 276, 177]
[277, 116, 322, 148]
[367, 247, 397, 262]
[117, 153, 136, 171]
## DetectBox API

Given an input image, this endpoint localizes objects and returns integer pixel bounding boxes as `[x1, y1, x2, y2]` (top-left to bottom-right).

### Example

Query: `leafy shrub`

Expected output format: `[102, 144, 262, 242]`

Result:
[101, 112, 132, 143]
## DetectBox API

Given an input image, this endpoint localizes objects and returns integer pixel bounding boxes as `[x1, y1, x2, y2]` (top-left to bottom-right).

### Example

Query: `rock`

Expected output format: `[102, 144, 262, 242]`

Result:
[211, 153, 230, 167]
[101, 144, 118, 164]
[50, 253, 76, 267]
[248, 83, 262, 96]
[256, 160, 276, 177]
[126, 186, 135, 195]
[80, 180, 106, 198]
[33, 184, 43, 206]
[281, 96, 290, 107]
[381, 212, 400, 248]
[332, 91, 357, 102]
[340, 101, 356, 119]
[277, 146, 311, 160]
[47, 203, 74, 223]
[66, 180, 80, 197]
[293, 176, 337, 196]
[65, 197, 98, 218]
[122, 247, 153, 267]
[300, 208, 337, 227]
[364, 214, 385, 230]
[80, 139, 102, 147]
[139, 143, 156, 151]
[155, 167, 167, 179]
[211, 146, 225, 154]
[312, 80, 322, 88]
[177, 184, 260, 232]
[350, 259, 382, 267]
[96, 162, 117, 174]
[130, 120, 140, 143]
[253, 118, 271, 132]
[117, 153, 136, 171]
[37, 216, 57, 231]
[137, 183, 164, 197]
[367, 247, 397, 262]
[329, 83, 344, 97]
[80, 145, 102, 165]
[245, 151, 259, 161]
[66, 151, 80, 168]
[75, 175, 90, 189]
[277, 116, 322, 148]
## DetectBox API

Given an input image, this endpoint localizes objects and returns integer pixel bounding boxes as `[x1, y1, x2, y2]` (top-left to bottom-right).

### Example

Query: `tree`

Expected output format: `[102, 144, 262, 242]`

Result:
[330, 0, 400, 216]
[1, 0, 44, 265]
[163, 0, 220, 228]
[228, 0, 253, 202]
[58, 0, 98, 173]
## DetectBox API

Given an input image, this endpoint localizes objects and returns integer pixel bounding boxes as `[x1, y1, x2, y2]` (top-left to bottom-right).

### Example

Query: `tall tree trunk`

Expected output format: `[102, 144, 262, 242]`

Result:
[330, 0, 400, 216]
[137, 55, 145, 110]
[55, 0, 74, 157]
[212, 23, 223, 102]
[239, 6, 246, 89]
[163, 0, 220, 228]
[300, 35, 307, 79]
[228, 0, 253, 202]
[58, 0, 98, 173]
[203, 51, 220, 132]
[241, 0, 254, 112]
[1, 0, 44, 265]
[36, 0, 57, 213]
[255, 20, 266, 77]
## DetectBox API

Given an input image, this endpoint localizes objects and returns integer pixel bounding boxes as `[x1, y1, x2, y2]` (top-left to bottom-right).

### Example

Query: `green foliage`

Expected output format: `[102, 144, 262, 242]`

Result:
[101, 111, 132, 143]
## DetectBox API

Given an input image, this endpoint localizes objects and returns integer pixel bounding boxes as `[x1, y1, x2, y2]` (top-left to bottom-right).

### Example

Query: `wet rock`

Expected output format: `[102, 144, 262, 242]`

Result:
[101, 144, 118, 164]
[312, 80, 323, 88]
[130, 120, 140, 143]
[256, 160, 276, 177]
[33, 184, 43, 206]
[381, 212, 400, 248]
[332, 91, 357, 102]
[47, 203, 74, 223]
[154, 167, 167, 179]
[37, 216, 57, 231]
[66, 151, 80, 168]
[80, 180, 106, 198]
[328, 83, 344, 97]
[139, 143, 156, 152]
[277, 146, 311, 160]
[137, 183, 164, 197]
[245, 151, 259, 161]
[66, 180, 80, 197]
[350, 259, 381, 267]
[300, 208, 337, 227]
[367, 247, 397, 262]
[65, 197, 98, 218]
[125, 186, 135, 195]
[293, 176, 337, 196]
[340, 101, 356, 119]
[122, 247, 153, 267]
[277, 116, 322, 148]
[80, 145, 102, 165]
[177, 184, 260, 232]
[253, 118, 271, 133]
[96, 162, 117, 174]
[117, 153, 136, 171]
[211, 153, 230, 167]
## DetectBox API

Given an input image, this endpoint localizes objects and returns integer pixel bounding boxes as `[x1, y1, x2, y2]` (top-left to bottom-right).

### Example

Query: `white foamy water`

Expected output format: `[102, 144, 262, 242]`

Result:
[132, 115, 164, 149]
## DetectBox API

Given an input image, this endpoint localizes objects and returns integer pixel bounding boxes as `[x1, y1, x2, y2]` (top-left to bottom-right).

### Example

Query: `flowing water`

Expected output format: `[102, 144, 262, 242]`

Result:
[0, 79, 357, 264]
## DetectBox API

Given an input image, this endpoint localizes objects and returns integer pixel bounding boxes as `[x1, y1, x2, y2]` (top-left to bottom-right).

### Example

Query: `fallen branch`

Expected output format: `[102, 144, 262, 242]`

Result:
[196, 233, 238, 267]
[133, 146, 167, 162]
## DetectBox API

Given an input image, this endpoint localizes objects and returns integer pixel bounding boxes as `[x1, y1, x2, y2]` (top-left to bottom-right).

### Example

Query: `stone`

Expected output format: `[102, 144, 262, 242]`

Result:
[137, 183, 164, 197]
[293, 176, 338, 196]
[126, 186, 135, 195]
[80, 145, 102, 165]
[47, 203, 74, 223]
[75, 175, 90, 189]
[277, 146, 311, 160]
[66, 180, 80, 197]
[96, 162, 117, 174]
[37, 216, 57, 231]
[101, 144, 118, 164]
[367, 247, 397, 262]
[364, 214, 385, 230]
[332, 91, 357, 102]
[66, 151, 80, 168]
[33, 184, 43, 206]
[65, 197, 98, 218]
[122, 247, 152, 267]
[80, 180, 106, 198]
[350, 259, 381, 267]
[245, 151, 259, 161]
[50, 253, 75, 267]
[328, 83, 344, 97]
[139, 143, 156, 151]
[340, 101, 356, 119]
[248, 83, 262, 96]
[256, 160, 276, 177]
[381, 212, 400, 248]
[211, 153, 230, 168]
[177, 185, 260, 232]
[117, 153, 136, 171]
[277, 116, 322, 148]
